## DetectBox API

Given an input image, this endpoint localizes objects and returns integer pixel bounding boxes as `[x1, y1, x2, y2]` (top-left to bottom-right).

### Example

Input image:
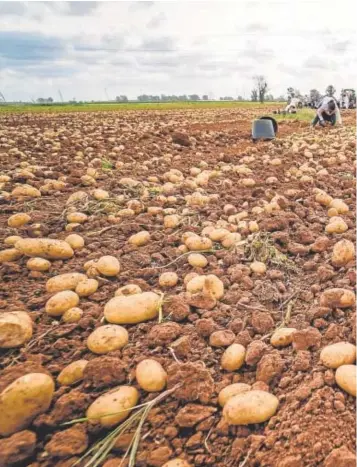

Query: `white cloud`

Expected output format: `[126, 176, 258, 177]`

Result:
[0, 0, 355, 101]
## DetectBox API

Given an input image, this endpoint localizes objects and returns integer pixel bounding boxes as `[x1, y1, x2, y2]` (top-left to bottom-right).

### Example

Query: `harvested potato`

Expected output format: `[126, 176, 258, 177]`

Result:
[66, 212, 88, 224]
[320, 288, 355, 309]
[8, 213, 31, 228]
[87, 324, 129, 354]
[218, 383, 252, 407]
[185, 236, 212, 251]
[57, 360, 88, 386]
[45, 291, 80, 317]
[15, 238, 74, 260]
[221, 344, 246, 371]
[4, 235, 22, 246]
[188, 253, 208, 268]
[136, 359, 167, 392]
[329, 198, 349, 214]
[104, 292, 161, 324]
[184, 272, 199, 285]
[93, 188, 109, 200]
[250, 261, 267, 274]
[66, 191, 87, 205]
[164, 214, 181, 229]
[315, 191, 333, 206]
[320, 342, 356, 369]
[128, 231, 150, 246]
[223, 390, 279, 425]
[186, 274, 224, 299]
[46, 272, 87, 293]
[11, 185, 41, 199]
[86, 386, 139, 428]
[0, 248, 23, 263]
[75, 278, 98, 297]
[26, 257, 51, 272]
[115, 284, 142, 296]
[62, 307, 83, 323]
[97, 255, 120, 276]
[325, 217, 348, 234]
[162, 460, 191, 467]
[65, 234, 85, 250]
[209, 228, 230, 242]
[221, 232, 242, 248]
[0, 311, 33, 348]
[270, 328, 297, 347]
[159, 272, 178, 287]
[0, 373, 55, 436]
[331, 239, 355, 267]
[335, 365, 356, 396]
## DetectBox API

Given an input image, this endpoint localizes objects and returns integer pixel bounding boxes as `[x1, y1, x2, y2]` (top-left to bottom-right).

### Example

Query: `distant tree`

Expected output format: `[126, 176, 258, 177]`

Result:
[326, 85, 336, 97]
[47, 97, 53, 103]
[276, 95, 286, 102]
[36, 97, 53, 104]
[178, 95, 188, 101]
[189, 94, 200, 101]
[251, 89, 258, 102]
[116, 95, 128, 102]
[237, 95, 244, 101]
[254, 76, 268, 103]
[266, 94, 274, 101]
[202, 95, 208, 100]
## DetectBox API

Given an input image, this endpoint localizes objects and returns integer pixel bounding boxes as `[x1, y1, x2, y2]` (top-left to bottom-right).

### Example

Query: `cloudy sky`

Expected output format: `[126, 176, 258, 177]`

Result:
[0, 0, 355, 101]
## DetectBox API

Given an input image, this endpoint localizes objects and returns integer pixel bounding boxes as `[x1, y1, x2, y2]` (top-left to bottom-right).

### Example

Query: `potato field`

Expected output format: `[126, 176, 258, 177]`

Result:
[0, 106, 355, 467]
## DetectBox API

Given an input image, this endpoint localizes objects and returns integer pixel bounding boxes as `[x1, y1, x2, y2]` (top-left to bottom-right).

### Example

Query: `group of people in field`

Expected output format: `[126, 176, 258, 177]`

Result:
[284, 94, 343, 128]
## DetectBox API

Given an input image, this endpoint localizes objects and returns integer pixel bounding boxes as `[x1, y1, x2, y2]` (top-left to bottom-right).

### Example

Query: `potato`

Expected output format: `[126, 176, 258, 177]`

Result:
[0, 373, 54, 436]
[62, 307, 83, 323]
[129, 231, 150, 246]
[320, 342, 356, 369]
[162, 460, 191, 467]
[66, 212, 88, 224]
[45, 291, 80, 317]
[184, 272, 199, 285]
[46, 272, 87, 293]
[221, 233, 242, 248]
[185, 236, 212, 251]
[0, 311, 33, 348]
[329, 198, 349, 214]
[335, 365, 356, 396]
[315, 191, 333, 206]
[8, 213, 31, 228]
[93, 189, 109, 200]
[65, 234, 85, 250]
[11, 185, 41, 199]
[221, 344, 246, 371]
[250, 261, 266, 274]
[15, 238, 74, 259]
[4, 235, 22, 246]
[223, 390, 279, 425]
[209, 228, 230, 242]
[320, 288, 355, 309]
[115, 284, 142, 297]
[136, 359, 167, 392]
[188, 253, 208, 268]
[75, 278, 98, 297]
[186, 274, 224, 299]
[327, 207, 339, 217]
[0, 248, 23, 263]
[57, 360, 88, 386]
[26, 257, 51, 272]
[86, 386, 139, 428]
[331, 239, 355, 267]
[164, 214, 181, 229]
[87, 324, 129, 354]
[218, 383, 252, 407]
[159, 272, 178, 287]
[97, 255, 120, 276]
[325, 217, 348, 234]
[270, 328, 296, 347]
[104, 292, 160, 324]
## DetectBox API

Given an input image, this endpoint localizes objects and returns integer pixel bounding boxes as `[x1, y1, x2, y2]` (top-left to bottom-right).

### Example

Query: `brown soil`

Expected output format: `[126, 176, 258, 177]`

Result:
[0, 107, 355, 467]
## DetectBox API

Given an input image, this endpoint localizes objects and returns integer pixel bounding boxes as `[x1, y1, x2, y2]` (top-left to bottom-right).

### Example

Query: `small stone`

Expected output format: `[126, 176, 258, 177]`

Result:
[175, 404, 216, 427]
[323, 445, 356, 467]
[292, 327, 321, 350]
[209, 330, 235, 347]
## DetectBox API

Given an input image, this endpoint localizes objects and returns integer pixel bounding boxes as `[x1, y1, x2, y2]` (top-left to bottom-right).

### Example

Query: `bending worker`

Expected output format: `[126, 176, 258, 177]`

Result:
[311, 95, 342, 127]
[285, 96, 300, 113]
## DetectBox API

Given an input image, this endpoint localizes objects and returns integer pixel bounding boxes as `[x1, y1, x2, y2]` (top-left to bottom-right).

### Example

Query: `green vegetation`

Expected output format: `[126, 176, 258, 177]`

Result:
[272, 108, 315, 122]
[0, 101, 283, 114]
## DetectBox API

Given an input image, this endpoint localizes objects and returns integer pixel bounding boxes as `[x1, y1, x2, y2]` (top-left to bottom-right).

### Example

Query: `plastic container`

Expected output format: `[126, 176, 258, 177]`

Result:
[259, 116, 278, 134]
[252, 119, 275, 141]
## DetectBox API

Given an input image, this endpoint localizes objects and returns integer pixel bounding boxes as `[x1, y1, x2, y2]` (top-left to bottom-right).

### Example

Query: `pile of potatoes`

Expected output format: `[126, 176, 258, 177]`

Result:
[320, 342, 356, 396]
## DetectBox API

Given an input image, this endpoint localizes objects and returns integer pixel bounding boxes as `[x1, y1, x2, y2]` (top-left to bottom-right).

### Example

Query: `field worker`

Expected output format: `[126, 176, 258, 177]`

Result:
[344, 92, 350, 109]
[285, 97, 300, 113]
[311, 96, 342, 128]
